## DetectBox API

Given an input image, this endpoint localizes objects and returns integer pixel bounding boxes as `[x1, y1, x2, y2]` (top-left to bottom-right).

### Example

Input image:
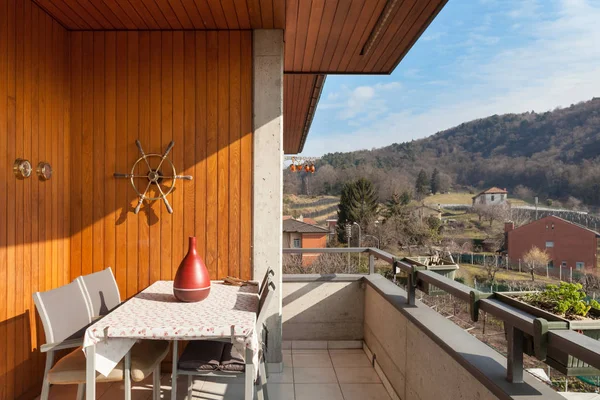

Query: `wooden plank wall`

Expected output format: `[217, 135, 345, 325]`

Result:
[69, 31, 253, 300]
[0, 1, 71, 399]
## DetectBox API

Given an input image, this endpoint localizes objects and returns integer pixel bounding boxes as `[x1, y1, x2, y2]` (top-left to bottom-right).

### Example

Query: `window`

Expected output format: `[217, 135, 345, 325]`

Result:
[500, 194, 505, 200]
[548, 260, 554, 268]
[491, 195, 495, 201]
[576, 262, 585, 270]
[545, 241, 554, 248]
[561, 261, 567, 267]
[293, 238, 301, 248]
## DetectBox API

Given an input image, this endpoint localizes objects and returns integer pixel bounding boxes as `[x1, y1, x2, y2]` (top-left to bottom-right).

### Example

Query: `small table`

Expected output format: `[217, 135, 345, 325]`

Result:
[83, 281, 259, 400]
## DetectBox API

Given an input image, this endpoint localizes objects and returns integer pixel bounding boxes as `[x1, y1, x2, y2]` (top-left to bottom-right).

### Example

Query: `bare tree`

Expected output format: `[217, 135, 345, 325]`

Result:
[473, 204, 510, 227]
[483, 256, 501, 283]
[522, 246, 550, 281]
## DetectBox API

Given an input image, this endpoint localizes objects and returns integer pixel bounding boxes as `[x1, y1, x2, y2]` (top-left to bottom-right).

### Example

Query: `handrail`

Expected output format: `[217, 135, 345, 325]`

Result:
[283, 247, 370, 254]
[282, 246, 600, 383]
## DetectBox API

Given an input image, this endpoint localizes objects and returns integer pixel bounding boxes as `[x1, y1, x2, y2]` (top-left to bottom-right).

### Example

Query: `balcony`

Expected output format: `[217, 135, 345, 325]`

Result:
[39, 248, 600, 400]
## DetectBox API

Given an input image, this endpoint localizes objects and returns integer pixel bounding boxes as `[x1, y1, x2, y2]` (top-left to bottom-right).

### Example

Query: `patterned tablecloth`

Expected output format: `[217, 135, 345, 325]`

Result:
[83, 281, 259, 377]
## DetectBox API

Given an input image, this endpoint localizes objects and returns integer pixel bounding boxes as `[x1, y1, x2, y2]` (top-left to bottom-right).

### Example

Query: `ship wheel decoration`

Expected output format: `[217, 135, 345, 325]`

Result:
[114, 140, 192, 214]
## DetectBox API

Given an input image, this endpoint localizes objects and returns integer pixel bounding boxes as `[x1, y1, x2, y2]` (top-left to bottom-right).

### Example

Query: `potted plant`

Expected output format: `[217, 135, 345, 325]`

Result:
[496, 282, 600, 376]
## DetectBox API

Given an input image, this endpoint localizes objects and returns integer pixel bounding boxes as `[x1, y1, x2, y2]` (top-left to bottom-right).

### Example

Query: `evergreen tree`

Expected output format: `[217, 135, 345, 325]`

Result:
[430, 168, 441, 194]
[415, 169, 430, 199]
[337, 178, 379, 242]
[400, 191, 412, 205]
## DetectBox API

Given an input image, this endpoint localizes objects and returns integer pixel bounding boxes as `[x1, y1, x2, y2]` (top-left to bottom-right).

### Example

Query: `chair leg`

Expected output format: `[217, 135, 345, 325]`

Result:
[187, 375, 193, 400]
[124, 351, 132, 400]
[40, 351, 55, 400]
[76, 383, 86, 400]
[245, 348, 254, 400]
[171, 341, 178, 400]
[259, 357, 269, 400]
[153, 364, 161, 400]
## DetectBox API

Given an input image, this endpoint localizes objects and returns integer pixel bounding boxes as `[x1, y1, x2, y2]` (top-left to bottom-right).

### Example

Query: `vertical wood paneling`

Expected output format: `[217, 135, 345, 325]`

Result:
[68, 30, 253, 297]
[0, 10, 254, 396]
[206, 31, 218, 279]
[115, 31, 128, 297]
[137, 31, 150, 290]
[240, 31, 253, 281]
[0, 1, 71, 398]
[127, 32, 139, 297]
[0, 0, 7, 393]
[160, 31, 173, 281]
[217, 32, 229, 280]
[172, 32, 184, 278]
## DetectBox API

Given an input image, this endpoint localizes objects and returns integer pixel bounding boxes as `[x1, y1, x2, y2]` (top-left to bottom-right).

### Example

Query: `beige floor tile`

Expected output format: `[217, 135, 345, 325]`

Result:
[292, 352, 333, 368]
[97, 381, 155, 400]
[161, 374, 199, 400]
[195, 381, 246, 399]
[340, 384, 392, 400]
[335, 367, 381, 384]
[292, 349, 329, 354]
[327, 340, 363, 349]
[330, 352, 371, 368]
[267, 383, 295, 400]
[292, 340, 328, 350]
[283, 352, 293, 367]
[293, 367, 338, 384]
[282, 341, 292, 350]
[268, 366, 294, 384]
[328, 349, 366, 354]
[294, 384, 344, 400]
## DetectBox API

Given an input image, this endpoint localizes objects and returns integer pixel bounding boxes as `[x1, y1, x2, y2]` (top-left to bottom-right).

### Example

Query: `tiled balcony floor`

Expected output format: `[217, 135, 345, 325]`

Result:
[38, 348, 392, 400]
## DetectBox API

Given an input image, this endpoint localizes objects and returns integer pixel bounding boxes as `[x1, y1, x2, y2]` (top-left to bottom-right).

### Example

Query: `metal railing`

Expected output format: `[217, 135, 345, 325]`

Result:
[283, 247, 600, 385]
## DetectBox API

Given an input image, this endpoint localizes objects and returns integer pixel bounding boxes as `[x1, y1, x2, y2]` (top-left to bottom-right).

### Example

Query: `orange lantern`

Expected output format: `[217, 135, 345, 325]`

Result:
[304, 164, 310, 172]
[310, 164, 316, 173]
[290, 164, 297, 172]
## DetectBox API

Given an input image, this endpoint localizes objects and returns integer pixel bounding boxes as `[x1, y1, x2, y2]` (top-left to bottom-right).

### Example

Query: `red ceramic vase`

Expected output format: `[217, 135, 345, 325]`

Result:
[173, 237, 211, 302]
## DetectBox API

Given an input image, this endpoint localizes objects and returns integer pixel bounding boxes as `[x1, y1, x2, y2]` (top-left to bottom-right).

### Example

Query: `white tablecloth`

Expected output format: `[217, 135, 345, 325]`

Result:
[83, 281, 259, 376]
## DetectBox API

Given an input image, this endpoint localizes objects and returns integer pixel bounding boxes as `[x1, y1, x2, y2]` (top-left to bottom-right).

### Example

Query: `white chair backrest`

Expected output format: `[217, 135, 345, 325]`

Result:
[76, 267, 121, 317]
[33, 280, 92, 344]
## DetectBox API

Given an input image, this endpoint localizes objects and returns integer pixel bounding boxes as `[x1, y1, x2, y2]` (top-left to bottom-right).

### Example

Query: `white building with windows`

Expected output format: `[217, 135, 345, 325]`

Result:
[472, 187, 508, 206]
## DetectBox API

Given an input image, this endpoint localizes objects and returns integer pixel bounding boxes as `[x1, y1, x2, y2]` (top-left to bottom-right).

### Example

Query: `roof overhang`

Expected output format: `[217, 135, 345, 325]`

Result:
[32, 0, 448, 154]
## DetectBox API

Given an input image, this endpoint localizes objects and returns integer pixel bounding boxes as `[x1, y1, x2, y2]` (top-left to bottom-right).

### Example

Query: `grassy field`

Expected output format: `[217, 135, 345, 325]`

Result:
[457, 263, 557, 286]
[423, 192, 474, 205]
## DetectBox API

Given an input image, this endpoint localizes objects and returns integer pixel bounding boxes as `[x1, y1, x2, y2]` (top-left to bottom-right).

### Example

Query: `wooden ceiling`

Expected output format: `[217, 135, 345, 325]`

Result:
[32, 0, 448, 153]
[284, 74, 325, 154]
[33, 0, 285, 29]
[285, 0, 447, 74]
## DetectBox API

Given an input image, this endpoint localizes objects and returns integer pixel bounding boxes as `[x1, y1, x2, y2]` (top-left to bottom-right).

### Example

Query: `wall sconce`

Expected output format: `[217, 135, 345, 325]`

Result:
[37, 162, 52, 181]
[13, 158, 32, 179]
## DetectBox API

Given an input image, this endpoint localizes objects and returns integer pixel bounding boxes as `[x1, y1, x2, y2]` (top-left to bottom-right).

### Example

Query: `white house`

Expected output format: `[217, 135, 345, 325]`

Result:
[472, 187, 508, 206]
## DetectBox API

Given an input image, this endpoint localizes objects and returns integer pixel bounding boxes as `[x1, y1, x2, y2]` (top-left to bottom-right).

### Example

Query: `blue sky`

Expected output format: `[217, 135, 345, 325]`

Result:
[301, 0, 600, 156]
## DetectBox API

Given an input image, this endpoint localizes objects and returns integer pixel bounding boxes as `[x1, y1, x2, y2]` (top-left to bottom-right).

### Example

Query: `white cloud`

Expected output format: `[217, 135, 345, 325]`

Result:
[302, 0, 600, 156]
[320, 82, 402, 121]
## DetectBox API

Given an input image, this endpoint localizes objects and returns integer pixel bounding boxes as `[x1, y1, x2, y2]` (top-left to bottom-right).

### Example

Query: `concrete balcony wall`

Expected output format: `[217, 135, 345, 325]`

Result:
[363, 275, 562, 400]
[282, 278, 364, 341]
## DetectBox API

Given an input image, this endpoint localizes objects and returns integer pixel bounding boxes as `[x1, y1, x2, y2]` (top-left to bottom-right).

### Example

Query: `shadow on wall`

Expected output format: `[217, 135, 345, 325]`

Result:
[282, 280, 365, 342]
[0, 311, 38, 399]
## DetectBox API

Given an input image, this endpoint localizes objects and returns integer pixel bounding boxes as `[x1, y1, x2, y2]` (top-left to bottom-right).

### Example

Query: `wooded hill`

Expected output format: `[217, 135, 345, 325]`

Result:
[285, 98, 600, 208]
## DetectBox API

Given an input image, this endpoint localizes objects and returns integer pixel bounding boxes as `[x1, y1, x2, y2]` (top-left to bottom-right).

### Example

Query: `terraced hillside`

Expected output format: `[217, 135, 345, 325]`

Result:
[283, 195, 340, 223]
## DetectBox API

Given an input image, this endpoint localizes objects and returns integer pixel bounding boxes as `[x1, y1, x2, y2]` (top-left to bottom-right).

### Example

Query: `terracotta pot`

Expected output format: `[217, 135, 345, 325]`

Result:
[173, 237, 211, 302]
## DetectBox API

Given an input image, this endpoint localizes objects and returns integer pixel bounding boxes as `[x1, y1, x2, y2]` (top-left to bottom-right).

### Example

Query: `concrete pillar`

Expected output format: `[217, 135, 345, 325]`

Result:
[253, 29, 283, 369]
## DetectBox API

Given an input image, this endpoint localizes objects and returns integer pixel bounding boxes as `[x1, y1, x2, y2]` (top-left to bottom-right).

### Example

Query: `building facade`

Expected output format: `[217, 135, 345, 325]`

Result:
[506, 216, 600, 273]
[472, 187, 508, 206]
[282, 219, 328, 265]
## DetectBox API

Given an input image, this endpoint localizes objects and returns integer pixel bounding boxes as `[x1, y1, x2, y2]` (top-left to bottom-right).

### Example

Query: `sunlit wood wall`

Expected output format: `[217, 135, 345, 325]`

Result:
[68, 31, 254, 300]
[0, 1, 71, 399]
